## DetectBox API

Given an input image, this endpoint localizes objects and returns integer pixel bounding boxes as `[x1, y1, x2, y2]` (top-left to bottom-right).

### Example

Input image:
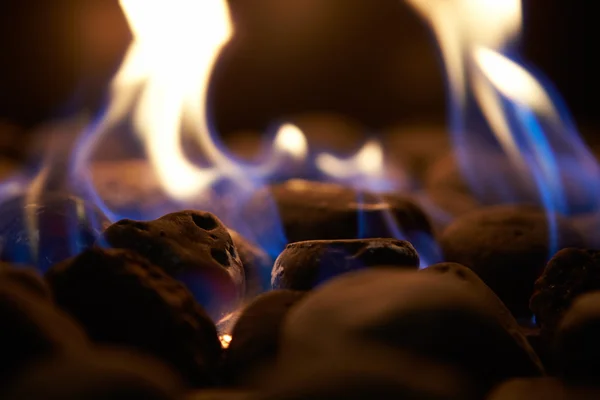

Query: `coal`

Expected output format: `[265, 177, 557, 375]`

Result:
[229, 230, 272, 298]
[272, 238, 419, 290]
[422, 262, 543, 370]
[223, 290, 306, 386]
[530, 248, 600, 340]
[103, 210, 245, 319]
[488, 378, 600, 400]
[46, 247, 222, 387]
[0, 281, 88, 390]
[280, 269, 543, 396]
[250, 179, 433, 244]
[440, 204, 585, 318]
[4, 348, 183, 400]
[554, 291, 600, 385]
[0, 262, 51, 300]
[0, 193, 109, 272]
[262, 345, 474, 400]
[188, 391, 255, 400]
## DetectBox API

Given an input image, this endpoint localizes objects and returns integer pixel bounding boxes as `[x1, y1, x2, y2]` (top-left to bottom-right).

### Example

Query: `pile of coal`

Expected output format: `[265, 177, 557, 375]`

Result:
[440, 204, 584, 318]
[0, 193, 109, 272]
[280, 269, 542, 396]
[530, 248, 600, 340]
[554, 291, 600, 385]
[4, 348, 183, 400]
[103, 210, 245, 319]
[488, 378, 600, 400]
[0, 268, 88, 391]
[222, 290, 306, 386]
[272, 238, 419, 290]
[248, 179, 433, 244]
[46, 247, 223, 387]
[229, 230, 273, 298]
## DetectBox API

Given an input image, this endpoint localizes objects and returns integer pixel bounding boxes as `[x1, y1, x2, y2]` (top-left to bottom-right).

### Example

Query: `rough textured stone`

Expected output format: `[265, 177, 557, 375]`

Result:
[281, 269, 543, 396]
[46, 247, 222, 387]
[229, 230, 272, 298]
[103, 210, 245, 319]
[4, 348, 183, 400]
[440, 204, 585, 318]
[554, 291, 600, 385]
[272, 239, 419, 290]
[0, 282, 88, 390]
[223, 290, 306, 386]
[250, 179, 433, 244]
[531, 248, 600, 340]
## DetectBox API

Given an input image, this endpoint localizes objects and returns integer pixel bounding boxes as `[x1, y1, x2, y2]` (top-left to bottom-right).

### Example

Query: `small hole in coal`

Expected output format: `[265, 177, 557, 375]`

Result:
[454, 269, 467, 280]
[192, 214, 217, 230]
[228, 244, 237, 259]
[159, 231, 166, 237]
[436, 265, 450, 273]
[209, 233, 219, 240]
[211, 248, 230, 266]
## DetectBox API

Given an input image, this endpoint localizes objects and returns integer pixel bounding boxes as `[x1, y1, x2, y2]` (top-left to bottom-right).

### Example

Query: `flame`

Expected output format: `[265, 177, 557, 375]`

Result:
[408, 0, 600, 253]
[273, 124, 309, 160]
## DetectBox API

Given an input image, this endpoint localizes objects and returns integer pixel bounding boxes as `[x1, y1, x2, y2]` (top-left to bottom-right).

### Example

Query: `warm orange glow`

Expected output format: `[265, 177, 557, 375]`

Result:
[316, 141, 384, 180]
[220, 334, 233, 348]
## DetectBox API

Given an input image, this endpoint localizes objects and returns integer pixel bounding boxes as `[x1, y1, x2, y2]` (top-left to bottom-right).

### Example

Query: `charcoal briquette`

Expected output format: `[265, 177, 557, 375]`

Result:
[440, 205, 584, 318]
[272, 238, 419, 290]
[46, 247, 222, 387]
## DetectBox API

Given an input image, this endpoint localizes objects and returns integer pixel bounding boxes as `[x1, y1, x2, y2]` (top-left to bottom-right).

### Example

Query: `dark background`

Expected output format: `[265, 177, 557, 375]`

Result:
[0, 0, 597, 138]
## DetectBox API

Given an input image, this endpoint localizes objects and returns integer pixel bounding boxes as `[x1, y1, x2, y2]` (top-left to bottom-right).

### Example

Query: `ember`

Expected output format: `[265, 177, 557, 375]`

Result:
[0, 0, 599, 398]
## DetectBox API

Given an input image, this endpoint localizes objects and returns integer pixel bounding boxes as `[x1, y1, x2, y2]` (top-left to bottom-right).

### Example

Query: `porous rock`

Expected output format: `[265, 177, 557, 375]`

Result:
[440, 204, 584, 318]
[530, 248, 600, 339]
[46, 247, 222, 387]
[229, 230, 272, 297]
[103, 210, 245, 319]
[272, 238, 419, 290]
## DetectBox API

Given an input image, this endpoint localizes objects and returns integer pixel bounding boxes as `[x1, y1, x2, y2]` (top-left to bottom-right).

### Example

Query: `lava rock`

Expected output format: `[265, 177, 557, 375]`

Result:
[0, 262, 51, 300]
[229, 230, 272, 298]
[554, 291, 600, 385]
[272, 238, 419, 290]
[422, 262, 543, 371]
[530, 248, 600, 340]
[281, 269, 543, 396]
[0, 281, 88, 390]
[250, 179, 433, 244]
[262, 345, 474, 400]
[46, 247, 222, 387]
[0, 193, 110, 273]
[488, 378, 600, 400]
[188, 391, 255, 400]
[103, 210, 245, 319]
[5, 348, 183, 400]
[223, 290, 306, 386]
[440, 204, 585, 318]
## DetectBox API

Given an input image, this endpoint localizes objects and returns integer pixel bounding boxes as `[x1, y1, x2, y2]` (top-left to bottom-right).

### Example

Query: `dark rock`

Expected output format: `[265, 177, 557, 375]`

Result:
[0, 193, 110, 273]
[188, 390, 255, 400]
[103, 210, 245, 319]
[223, 290, 306, 386]
[262, 344, 474, 400]
[0, 281, 88, 391]
[0, 263, 51, 300]
[440, 204, 584, 318]
[554, 291, 600, 385]
[229, 230, 272, 298]
[46, 247, 222, 387]
[251, 179, 433, 244]
[422, 262, 543, 371]
[272, 239, 419, 290]
[5, 348, 183, 400]
[488, 378, 600, 400]
[281, 269, 543, 396]
[530, 248, 600, 340]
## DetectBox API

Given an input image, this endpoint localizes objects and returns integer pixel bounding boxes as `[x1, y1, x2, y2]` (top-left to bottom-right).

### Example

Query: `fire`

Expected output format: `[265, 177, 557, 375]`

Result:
[408, 0, 600, 253]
